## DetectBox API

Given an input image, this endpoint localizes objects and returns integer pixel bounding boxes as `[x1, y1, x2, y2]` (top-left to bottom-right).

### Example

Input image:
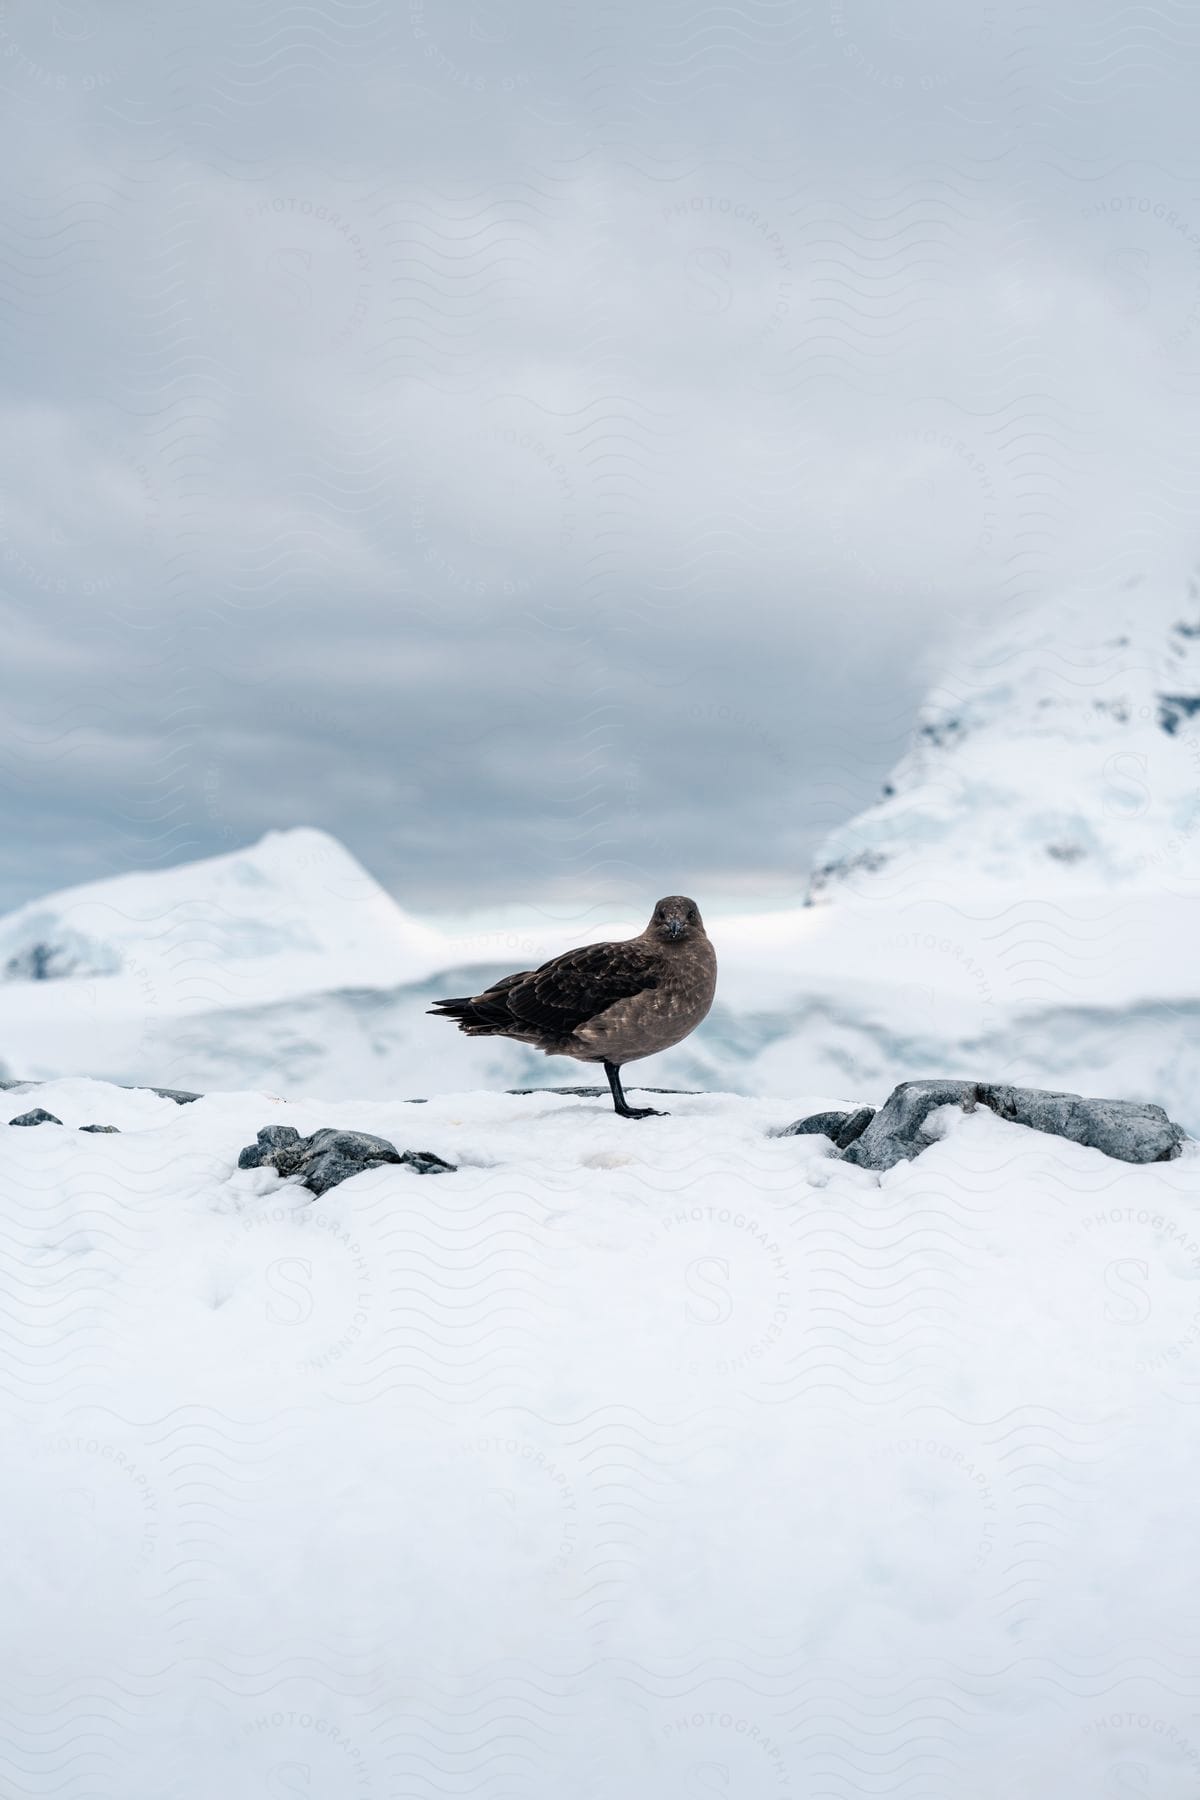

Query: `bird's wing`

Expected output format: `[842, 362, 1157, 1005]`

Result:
[502, 940, 659, 1037]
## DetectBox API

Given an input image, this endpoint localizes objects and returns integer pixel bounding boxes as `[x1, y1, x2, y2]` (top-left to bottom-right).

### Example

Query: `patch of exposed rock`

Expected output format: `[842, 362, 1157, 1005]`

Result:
[7, 1107, 62, 1127]
[774, 1106, 875, 1150]
[238, 1125, 455, 1196]
[782, 1080, 1187, 1171]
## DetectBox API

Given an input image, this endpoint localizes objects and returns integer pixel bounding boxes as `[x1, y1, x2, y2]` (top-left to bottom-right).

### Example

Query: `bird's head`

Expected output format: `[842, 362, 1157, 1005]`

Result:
[648, 895, 704, 943]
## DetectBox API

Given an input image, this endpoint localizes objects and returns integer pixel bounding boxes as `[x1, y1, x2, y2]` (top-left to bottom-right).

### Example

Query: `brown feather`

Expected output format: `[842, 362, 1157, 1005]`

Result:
[429, 895, 716, 1070]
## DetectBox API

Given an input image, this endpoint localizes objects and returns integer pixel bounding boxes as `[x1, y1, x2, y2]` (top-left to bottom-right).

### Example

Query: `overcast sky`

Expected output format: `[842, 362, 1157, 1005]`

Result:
[0, 1, 1198, 914]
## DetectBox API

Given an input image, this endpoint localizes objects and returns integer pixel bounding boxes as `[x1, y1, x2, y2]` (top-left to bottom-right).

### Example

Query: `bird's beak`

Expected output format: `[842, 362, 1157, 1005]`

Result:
[663, 917, 685, 940]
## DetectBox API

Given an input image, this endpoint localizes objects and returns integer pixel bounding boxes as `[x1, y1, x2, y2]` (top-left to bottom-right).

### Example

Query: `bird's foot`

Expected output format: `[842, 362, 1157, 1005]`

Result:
[616, 1104, 668, 1120]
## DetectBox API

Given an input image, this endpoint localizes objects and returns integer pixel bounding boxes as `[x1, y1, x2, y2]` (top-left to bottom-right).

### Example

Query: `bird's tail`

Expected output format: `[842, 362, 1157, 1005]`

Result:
[429, 968, 528, 1034]
[427, 994, 508, 1035]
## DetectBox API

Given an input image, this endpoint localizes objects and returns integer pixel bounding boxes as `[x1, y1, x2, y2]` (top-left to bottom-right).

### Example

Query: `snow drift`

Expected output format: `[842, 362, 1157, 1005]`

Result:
[2, 1077, 1199, 1796]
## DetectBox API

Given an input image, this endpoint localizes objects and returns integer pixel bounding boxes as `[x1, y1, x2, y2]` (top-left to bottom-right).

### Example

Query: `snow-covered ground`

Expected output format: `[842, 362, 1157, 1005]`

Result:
[3, 1076, 1199, 1796]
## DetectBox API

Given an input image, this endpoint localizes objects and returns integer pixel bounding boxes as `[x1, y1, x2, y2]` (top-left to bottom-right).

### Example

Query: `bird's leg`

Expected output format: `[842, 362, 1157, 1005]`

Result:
[603, 1061, 667, 1120]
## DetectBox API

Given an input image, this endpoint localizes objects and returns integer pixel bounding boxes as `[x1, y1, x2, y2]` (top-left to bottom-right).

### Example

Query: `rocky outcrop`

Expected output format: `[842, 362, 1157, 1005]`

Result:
[775, 1106, 875, 1149]
[8, 1107, 62, 1126]
[793, 1079, 1188, 1171]
[3, 928, 120, 982]
[237, 1124, 455, 1196]
[80, 1124, 120, 1133]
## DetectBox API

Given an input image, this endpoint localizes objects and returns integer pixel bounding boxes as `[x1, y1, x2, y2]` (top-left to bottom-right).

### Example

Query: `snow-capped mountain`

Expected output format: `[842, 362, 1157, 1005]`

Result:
[741, 573, 1200, 1129]
[0, 828, 465, 1093]
[0, 826, 446, 1010]
[808, 574, 1200, 901]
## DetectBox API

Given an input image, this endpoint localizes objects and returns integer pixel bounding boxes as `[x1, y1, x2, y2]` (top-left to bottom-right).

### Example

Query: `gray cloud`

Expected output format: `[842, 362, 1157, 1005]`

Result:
[1, 1, 1198, 912]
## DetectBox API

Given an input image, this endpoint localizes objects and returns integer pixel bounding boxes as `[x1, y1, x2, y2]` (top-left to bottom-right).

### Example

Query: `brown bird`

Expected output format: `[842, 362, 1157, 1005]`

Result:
[428, 896, 717, 1118]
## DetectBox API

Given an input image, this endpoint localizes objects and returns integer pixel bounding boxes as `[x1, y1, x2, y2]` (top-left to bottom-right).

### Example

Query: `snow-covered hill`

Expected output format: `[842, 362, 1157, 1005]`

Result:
[808, 574, 1200, 902]
[3, 1077, 1199, 1797]
[0, 826, 446, 1009]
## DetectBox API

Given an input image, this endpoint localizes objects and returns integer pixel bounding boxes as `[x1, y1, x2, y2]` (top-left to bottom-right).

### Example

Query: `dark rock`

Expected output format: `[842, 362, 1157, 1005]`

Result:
[778, 1109, 847, 1138]
[237, 1125, 303, 1169]
[507, 1086, 701, 1097]
[806, 849, 889, 903]
[841, 1079, 1186, 1172]
[777, 1106, 876, 1149]
[3, 930, 120, 982]
[1158, 693, 1200, 736]
[80, 1124, 120, 1134]
[917, 715, 965, 749]
[396, 1149, 456, 1176]
[237, 1124, 455, 1196]
[6, 942, 59, 981]
[8, 1108, 62, 1127]
[285, 1130, 402, 1195]
[835, 1106, 877, 1148]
